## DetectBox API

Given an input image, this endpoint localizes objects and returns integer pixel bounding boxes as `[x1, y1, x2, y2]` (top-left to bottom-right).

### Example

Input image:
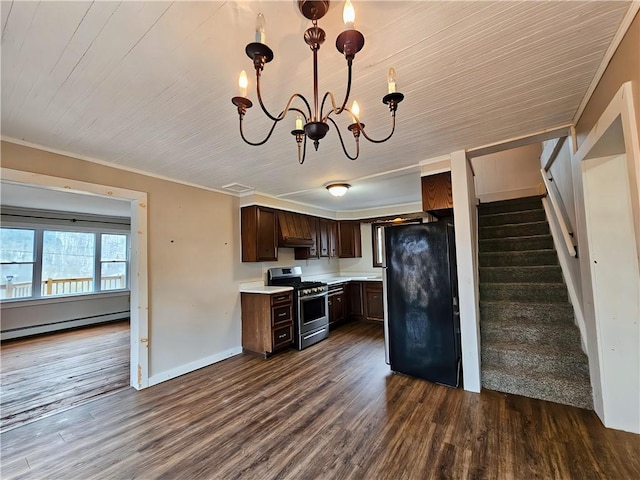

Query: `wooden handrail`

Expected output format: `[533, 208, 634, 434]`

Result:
[541, 169, 577, 258]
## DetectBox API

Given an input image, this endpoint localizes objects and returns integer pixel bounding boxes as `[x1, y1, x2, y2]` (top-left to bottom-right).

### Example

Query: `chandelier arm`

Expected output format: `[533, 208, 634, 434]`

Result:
[254, 70, 280, 122]
[327, 117, 359, 161]
[359, 112, 397, 144]
[320, 60, 353, 122]
[255, 72, 313, 123]
[255, 70, 313, 121]
[238, 116, 280, 146]
[239, 103, 310, 147]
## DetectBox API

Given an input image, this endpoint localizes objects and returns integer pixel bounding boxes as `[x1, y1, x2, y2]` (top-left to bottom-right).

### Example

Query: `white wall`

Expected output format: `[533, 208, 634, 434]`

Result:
[582, 153, 640, 432]
[1, 292, 129, 340]
[338, 222, 378, 275]
[472, 143, 544, 202]
[451, 151, 481, 393]
[541, 138, 585, 341]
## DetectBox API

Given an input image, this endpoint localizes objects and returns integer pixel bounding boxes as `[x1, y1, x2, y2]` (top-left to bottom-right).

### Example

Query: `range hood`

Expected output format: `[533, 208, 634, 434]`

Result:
[278, 211, 314, 247]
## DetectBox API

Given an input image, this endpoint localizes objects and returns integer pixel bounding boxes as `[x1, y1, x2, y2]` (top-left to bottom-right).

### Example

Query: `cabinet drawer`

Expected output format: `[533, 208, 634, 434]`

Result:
[271, 291, 292, 306]
[272, 304, 292, 325]
[273, 324, 293, 349]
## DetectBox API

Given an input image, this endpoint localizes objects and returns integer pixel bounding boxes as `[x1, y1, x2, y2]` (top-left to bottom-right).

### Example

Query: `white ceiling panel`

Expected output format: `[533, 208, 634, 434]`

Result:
[0, 0, 633, 211]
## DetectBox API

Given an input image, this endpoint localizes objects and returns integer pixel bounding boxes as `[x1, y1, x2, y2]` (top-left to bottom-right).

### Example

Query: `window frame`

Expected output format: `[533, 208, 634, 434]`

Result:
[1, 224, 129, 303]
[371, 218, 427, 268]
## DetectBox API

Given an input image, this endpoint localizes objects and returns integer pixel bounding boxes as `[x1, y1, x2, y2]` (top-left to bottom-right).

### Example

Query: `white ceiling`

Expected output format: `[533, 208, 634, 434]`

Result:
[0, 0, 633, 212]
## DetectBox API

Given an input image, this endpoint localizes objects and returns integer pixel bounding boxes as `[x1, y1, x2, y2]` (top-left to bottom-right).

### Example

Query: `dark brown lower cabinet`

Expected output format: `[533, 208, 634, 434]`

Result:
[241, 291, 293, 357]
[364, 282, 384, 321]
[328, 283, 347, 326]
[347, 281, 364, 321]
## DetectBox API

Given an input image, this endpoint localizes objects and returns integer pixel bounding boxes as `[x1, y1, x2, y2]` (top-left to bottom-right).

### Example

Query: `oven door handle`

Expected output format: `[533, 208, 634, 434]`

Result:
[299, 292, 328, 300]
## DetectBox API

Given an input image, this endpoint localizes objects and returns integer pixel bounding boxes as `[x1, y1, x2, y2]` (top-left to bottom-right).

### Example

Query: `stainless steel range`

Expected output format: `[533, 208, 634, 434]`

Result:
[267, 267, 329, 350]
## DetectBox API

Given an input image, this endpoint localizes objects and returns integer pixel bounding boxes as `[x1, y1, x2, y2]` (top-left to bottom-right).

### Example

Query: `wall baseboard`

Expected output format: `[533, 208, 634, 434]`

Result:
[148, 347, 243, 387]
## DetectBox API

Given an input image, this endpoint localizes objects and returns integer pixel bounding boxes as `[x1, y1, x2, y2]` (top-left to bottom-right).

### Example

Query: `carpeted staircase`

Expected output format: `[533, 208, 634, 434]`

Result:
[478, 196, 593, 409]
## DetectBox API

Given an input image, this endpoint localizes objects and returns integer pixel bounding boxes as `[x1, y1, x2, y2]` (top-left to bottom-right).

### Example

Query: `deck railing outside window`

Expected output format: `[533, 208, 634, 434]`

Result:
[0, 274, 127, 300]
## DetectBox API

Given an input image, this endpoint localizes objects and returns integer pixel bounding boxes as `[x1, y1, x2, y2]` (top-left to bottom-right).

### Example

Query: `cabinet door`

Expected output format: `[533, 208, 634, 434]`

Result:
[328, 220, 339, 258]
[241, 205, 277, 262]
[318, 218, 330, 257]
[338, 221, 362, 258]
[364, 283, 384, 321]
[256, 207, 278, 261]
[421, 172, 453, 212]
[329, 290, 346, 325]
[348, 281, 364, 319]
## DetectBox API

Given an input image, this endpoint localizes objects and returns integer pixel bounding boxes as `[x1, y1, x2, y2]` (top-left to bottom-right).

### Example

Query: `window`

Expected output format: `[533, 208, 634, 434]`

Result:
[42, 231, 95, 296]
[100, 234, 128, 291]
[372, 223, 385, 268]
[0, 227, 128, 301]
[0, 228, 35, 299]
[371, 218, 427, 268]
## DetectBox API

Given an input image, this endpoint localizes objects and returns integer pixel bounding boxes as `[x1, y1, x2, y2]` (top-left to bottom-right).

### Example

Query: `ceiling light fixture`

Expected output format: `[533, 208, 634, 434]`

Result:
[231, 0, 404, 165]
[326, 183, 350, 197]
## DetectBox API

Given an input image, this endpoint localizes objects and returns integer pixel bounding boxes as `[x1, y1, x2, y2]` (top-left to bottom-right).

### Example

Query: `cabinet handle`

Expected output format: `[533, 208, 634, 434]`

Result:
[278, 312, 287, 317]
[278, 333, 287, 339]
[337, 298, 341, 302]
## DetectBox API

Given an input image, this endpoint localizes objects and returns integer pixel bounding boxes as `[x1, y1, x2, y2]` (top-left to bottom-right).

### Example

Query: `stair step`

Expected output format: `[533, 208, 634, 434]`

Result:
[481, 320, 582, 350]
[480, 301, 575, 324]
[478, 195, 542, 215]
[477, 196, 591, 411]
[479, 234, 554, 252]
[480, 249, 558, 267]
[482, 342, 589, 377]
[478, 209, 546, 227]
[480, 265, 563, 283]
[480, 283, 568, 303]
[478, 196, 544, 215]
[482, 367, 593, 410]
[480, 221, 550, 239]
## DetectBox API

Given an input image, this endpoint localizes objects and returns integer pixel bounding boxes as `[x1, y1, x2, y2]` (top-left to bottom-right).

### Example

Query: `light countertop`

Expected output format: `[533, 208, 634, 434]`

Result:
[304, 274, 382, 285]
[239, 281, 293, 294]
[239, 275, 382, 294]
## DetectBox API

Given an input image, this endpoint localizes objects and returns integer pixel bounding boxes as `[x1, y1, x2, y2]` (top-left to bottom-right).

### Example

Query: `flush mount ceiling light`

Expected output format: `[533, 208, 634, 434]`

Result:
[231, 0, 404, 165]
[326, 183, 350, 197]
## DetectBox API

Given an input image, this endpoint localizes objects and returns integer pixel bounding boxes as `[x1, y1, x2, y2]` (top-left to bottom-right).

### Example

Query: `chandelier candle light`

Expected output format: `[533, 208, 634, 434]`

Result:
[231, 0, 404, 164]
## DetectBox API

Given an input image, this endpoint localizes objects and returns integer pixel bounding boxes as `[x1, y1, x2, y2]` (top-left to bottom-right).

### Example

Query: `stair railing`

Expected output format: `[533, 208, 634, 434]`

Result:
[540, 169, 577, 258]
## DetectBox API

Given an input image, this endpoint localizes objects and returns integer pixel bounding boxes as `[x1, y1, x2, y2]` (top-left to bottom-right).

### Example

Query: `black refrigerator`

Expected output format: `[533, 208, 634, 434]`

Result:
[383, 220, 462, 387]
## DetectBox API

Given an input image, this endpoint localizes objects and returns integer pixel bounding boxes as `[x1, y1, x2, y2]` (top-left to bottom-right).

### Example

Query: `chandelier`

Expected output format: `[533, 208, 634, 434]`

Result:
[231, 0, 404, 164]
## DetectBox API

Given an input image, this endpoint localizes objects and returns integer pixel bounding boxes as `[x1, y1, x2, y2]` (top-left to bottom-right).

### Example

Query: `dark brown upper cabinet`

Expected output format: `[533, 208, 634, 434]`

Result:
[421, 172, 453, 217]
[241, 205, 277, 262]
[317, 218, 334, 258]
[338, 221, 362, 258]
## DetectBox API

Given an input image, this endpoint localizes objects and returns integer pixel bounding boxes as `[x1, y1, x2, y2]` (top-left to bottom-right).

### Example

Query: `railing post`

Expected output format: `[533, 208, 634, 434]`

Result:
[46, 278, 53, 295]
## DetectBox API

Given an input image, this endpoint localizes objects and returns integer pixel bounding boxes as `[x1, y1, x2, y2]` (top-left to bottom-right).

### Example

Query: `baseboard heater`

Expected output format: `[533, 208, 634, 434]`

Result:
[1, 311, 130, 340]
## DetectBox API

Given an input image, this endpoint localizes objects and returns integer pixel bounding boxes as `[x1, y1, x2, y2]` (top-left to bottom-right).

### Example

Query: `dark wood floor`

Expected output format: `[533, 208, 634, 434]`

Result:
[1, 320, 130, 432]
[1, 321, 638, 479]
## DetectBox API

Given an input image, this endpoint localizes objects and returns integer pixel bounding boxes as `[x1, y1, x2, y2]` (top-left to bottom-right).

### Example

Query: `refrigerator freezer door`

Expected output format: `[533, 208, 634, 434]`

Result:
[385, 222, 460, 387]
